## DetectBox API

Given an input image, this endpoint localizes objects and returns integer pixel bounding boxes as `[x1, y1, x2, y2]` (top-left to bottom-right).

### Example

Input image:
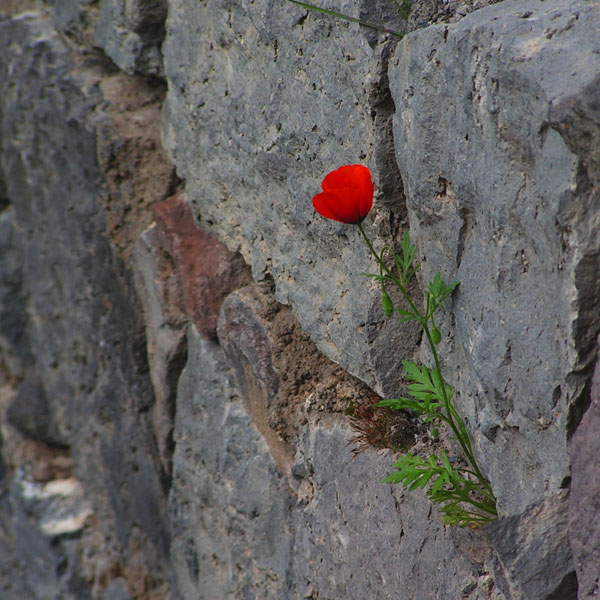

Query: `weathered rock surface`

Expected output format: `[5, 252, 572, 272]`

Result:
[170, 326, 504, 599]
[569, 334, 600, 599]
[487, 491, 576, 600]
[152, 193, 252, 339]
[48, 0, 167, 76]
[389, 1, 599, 595]
[390, 0, 599, 523]
[1, 0, 599, 597]
[0, 11, 173, 597]
[168, 326, 295, 599]
[95, 0, 167, 76]
[161, 0, 422, 396]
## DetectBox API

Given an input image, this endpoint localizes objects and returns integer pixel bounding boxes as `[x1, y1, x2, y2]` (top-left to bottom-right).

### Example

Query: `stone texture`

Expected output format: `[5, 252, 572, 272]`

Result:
[3, 471, 94, 600]
[168, 326, 295, 599]
[161, 0, 422, 396]
[2, 0, 600, 596]
[95, 0, 167, 76]
[6, 372, 66, 447]
[389, 0, 600, 520]
[170, 325, 504, 599]
[47, 0, 167, 77]
[289, 420, 503, 600]
[132, 223, 188, 478]
[0, 208, 32, 377]
[0, 11, 171, 596]
[152, 193, 252, 339]
[569, 335, 600, 599]
[95, 72, 176, 259]
[217, 281, 357, 471]
[487, 491, 576, 600]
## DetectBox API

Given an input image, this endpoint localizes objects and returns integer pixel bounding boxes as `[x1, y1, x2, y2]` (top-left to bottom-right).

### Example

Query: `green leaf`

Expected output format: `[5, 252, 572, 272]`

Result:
[381, 287, 394, 317]
[428, 273, 460, 313]
[396, 307, 417, 323]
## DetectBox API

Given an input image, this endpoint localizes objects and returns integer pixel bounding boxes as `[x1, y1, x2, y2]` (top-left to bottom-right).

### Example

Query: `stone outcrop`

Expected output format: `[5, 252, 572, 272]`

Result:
[0, 0, 598, 598]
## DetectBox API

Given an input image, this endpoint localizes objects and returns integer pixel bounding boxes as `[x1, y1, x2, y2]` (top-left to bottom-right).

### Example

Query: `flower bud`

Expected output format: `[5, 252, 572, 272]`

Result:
[381, 289, 394, 317]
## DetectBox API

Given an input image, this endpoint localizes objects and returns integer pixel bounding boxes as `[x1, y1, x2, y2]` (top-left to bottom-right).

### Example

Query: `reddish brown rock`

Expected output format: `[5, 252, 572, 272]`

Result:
[153, 193, 251, 339]
[96, 72, 177, 261]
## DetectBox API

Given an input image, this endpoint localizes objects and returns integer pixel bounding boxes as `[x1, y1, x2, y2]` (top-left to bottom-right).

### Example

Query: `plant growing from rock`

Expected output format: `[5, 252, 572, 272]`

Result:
[312, 164, 497, 527]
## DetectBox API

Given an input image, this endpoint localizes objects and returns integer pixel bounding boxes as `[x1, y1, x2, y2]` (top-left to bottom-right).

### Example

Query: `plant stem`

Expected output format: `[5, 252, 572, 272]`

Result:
[285, 0, 404, 37]
[357, 223, 494, 500]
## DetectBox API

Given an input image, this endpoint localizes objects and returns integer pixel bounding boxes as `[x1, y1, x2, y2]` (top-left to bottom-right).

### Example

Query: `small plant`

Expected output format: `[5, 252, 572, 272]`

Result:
[311, 165, 497, 527]
[346, 392, 419, 455]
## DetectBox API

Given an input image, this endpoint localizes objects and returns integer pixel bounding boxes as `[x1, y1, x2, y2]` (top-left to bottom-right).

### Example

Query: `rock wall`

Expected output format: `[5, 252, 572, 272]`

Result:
[0, 0, 598, 598]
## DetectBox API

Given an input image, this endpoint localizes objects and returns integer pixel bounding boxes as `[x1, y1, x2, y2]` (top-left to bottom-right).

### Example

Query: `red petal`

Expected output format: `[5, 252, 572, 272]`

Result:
[313, 190, 363, 224]
[314, 165, 374, 224]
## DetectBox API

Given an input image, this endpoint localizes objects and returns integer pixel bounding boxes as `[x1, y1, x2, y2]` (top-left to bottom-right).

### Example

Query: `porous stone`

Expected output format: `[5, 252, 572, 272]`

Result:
[170, 326, 503, 599]
[161, 0, 421, 396]
[389, 0, 600, 520]
[289, 420, 503, 599]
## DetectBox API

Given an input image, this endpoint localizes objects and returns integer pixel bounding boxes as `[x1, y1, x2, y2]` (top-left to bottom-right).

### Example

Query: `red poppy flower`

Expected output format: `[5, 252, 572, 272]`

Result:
[312, 164, 374, 224]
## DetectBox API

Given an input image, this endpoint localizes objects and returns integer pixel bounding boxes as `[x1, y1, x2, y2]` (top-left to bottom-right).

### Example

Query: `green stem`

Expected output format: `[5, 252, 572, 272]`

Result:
[285, 0, 404, 37]
[357, 223, 494, 500]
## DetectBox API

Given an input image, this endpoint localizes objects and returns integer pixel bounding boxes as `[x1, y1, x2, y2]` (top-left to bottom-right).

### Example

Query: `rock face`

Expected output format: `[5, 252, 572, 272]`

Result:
[161, 0, 421, 397]
[0, 11, 173, 598]
[1, 0, 599, 598]
[569, 334, 600, 599]
[388, 0, 599, 594]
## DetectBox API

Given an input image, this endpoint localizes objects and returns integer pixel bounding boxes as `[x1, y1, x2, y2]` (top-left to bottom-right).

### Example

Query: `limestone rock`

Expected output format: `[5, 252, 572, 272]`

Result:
[389, 0, 599, 517]
[161, 0, 421, 396]
[168, 326, 294, 599]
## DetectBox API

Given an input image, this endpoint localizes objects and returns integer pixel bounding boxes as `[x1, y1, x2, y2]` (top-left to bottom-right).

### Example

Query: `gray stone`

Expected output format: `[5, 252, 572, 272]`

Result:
[289, 420, 503, 599]
[168, 325, 294, 599]
[0, 207, 33, 377]
[569, 334, 600, 599]
[389, 0, 600, 519]
[0, 10, 170, 590]
[170, 326, 503, 599]
[6, 373, 67, 447]
[487, 491, 576, 600]
[161, 0, 421, 397]
[95, 0, 167, 76]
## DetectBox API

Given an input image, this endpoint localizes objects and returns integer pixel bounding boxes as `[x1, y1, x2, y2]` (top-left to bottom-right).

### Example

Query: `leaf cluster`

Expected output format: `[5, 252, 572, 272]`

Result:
[383, 453, 497, 527]
[359, 228, 497, 527]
